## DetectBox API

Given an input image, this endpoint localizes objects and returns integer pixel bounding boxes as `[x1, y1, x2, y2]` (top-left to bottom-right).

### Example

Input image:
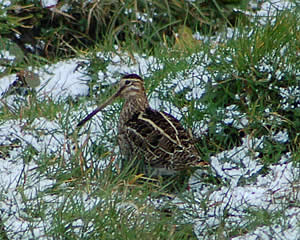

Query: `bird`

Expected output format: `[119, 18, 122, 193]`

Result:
[77, 74, 206, 176]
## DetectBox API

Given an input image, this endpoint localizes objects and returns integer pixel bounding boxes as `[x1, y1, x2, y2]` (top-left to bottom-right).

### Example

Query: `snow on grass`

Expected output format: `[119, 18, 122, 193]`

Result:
[0, 74, 16, 94]
[190, 152, 299, 239]
[194, 0, 298, 44]
[0, 53, 166, 238]
[0, 1, 299, 238]
[0, 59, 89, 102]
[251, 0, 297, 24]
[36, 59, 90, 101]
[96, 52, 163, 85]
[0, 120, 56, 238]
[235, 0, 298, 26]
[1, 48, 299, 238]
[218, 105, 249, 129]
[0, 50, 15, 73]
[0, 117, 106, 238]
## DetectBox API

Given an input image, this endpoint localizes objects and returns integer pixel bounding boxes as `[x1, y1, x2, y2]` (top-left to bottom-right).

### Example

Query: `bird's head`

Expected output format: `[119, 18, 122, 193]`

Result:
[77, 74, 147, 127]
[117, 74, 145, 99]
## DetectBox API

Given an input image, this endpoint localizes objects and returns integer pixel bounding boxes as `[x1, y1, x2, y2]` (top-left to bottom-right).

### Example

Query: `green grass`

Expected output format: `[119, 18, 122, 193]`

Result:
[0, 1, 299, 239]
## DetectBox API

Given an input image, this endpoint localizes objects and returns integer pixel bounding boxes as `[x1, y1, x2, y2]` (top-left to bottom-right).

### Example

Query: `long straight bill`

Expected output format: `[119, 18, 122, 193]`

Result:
[77, 87, 122, 128]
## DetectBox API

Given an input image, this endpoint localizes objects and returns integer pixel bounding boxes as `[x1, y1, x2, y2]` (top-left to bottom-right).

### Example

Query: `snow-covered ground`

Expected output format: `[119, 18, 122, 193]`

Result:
[0, 0, 299, 239]
[1, 53, 298, 239]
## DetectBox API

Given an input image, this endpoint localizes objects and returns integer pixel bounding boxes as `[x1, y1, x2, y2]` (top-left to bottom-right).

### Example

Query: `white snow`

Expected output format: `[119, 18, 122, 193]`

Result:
[40, 0, 58, 8]
[0, 50, 16, 73]
[0, 74, 16, 94]
[36, 59, 90, 101]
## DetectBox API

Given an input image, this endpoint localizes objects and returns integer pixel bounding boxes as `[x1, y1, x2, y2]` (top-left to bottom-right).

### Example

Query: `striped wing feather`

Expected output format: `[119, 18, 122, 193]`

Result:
[125, 108, 200, 170]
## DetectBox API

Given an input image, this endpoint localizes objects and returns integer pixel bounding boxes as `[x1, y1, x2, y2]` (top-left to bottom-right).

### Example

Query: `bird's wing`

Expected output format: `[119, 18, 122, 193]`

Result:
[125, 108, 199, 169]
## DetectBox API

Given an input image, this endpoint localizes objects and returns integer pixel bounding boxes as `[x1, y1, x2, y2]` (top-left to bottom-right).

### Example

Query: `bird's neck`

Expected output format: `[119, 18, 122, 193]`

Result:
[120, 94, 149, 123]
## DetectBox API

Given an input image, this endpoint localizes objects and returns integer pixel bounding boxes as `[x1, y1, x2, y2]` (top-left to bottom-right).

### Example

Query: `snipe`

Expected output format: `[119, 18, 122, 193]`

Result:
[77, 74, 206, 176]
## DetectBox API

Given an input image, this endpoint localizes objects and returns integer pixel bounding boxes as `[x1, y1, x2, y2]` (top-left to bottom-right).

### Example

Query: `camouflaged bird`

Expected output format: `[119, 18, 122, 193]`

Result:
[77, 74, 205, 176]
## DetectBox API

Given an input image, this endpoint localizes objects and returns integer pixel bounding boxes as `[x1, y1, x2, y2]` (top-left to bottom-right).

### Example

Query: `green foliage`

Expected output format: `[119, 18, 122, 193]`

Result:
[0, 0, 249, 58]
[200, 10, 300, 164]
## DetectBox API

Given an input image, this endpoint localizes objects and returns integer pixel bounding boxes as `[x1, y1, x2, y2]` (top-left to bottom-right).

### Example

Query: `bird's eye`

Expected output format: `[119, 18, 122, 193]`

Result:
[125, 80, 131, 85]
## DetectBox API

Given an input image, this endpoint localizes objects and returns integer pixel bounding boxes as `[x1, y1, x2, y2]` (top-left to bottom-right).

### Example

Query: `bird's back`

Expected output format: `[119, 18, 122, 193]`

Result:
[121, 108, 201, 173]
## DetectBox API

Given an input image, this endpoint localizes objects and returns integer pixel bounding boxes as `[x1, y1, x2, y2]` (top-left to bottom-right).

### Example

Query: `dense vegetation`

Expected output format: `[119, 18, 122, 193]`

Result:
[0, 0, 299, 239]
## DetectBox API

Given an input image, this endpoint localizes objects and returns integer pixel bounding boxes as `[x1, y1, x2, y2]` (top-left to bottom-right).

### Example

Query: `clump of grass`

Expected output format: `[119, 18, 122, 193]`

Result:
[1, 0, 248, 58]
[199, 9, 300, 165]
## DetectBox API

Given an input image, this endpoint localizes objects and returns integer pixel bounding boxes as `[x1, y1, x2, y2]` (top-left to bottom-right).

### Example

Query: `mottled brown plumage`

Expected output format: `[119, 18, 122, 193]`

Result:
[77, 74, 204, 175]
